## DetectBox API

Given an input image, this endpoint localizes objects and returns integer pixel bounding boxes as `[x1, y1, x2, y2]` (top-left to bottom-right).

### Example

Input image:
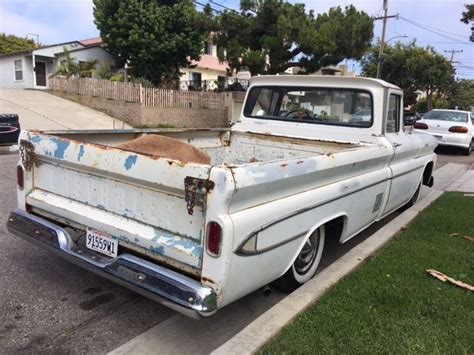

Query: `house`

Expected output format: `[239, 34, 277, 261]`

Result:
[0, 39, 113, 89]
[285, 64, 356, 77]
[179, 41, 230, 91]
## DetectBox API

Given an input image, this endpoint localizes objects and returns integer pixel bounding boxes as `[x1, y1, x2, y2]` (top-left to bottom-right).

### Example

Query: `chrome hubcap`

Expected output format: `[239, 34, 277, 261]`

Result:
[294, 230, 320, 275]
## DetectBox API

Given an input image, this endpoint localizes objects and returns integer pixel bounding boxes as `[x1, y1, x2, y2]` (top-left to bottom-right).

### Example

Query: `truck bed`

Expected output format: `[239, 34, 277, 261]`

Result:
[43, 128, 365, 166]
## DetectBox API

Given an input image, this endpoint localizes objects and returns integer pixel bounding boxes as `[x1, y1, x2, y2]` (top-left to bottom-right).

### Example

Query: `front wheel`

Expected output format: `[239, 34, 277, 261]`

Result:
[274, 226, 325, 292]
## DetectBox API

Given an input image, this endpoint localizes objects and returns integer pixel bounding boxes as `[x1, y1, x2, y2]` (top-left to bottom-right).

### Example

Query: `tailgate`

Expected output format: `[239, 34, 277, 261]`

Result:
[25, 132, 211, 273]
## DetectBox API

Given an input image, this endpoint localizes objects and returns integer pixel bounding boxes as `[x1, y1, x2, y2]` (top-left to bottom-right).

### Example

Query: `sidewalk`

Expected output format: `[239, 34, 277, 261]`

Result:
[212, 162, 470, 355]
[0, 89, 130, 130]
[446, 165, 474, 193]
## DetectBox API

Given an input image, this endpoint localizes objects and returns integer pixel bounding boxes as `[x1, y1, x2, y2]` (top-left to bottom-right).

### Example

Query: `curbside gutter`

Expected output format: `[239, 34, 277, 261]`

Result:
[211, 163, 469, 355]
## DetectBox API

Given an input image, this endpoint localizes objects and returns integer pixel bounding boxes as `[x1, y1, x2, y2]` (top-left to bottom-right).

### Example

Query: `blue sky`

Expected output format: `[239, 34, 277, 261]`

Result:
[1, 0, 473, 78]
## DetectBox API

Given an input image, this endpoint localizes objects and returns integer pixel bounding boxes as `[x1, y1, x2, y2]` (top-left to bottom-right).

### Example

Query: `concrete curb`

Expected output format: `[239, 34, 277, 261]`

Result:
[211, 163, 469, 355]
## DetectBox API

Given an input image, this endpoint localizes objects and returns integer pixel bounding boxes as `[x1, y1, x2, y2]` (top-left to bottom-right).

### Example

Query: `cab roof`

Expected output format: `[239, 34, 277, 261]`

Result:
[249, 75, 401, 91]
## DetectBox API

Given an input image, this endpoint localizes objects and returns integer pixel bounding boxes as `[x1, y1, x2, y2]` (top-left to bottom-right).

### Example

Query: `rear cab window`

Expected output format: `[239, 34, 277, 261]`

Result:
[386, 94, 401, 133]
[243, 86, 373, 128]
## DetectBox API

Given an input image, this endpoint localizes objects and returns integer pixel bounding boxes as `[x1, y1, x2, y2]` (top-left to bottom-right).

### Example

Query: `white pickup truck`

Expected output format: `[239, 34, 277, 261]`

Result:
[8, 76, 437, 318]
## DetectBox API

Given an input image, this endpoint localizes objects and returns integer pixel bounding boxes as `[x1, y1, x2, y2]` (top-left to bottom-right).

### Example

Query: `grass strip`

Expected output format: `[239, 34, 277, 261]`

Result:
[261, 192, 474, 354]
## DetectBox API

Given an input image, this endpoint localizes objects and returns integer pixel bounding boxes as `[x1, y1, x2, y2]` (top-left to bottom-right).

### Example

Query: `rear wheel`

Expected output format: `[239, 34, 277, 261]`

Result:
[274, 226, 325, 292]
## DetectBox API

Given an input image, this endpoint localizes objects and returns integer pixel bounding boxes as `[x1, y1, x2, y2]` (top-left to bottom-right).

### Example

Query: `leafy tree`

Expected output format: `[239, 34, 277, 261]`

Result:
[447, 79, 474, 110]
[0, 33, 37, 55]
[52, 47, 98, 78]
[213, 1, 373, 76]
[460, 4, 474, 24]
[93, 0, 206, 86]
[361, 41, 455, 110]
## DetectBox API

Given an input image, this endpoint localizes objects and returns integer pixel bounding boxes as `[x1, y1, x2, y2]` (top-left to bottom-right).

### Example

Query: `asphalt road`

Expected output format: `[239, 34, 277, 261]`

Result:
[0, 148, 471, 354]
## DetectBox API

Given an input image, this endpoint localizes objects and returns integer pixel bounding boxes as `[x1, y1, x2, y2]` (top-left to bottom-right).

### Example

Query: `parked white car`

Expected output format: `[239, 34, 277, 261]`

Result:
[414, 109, 473, 155]
[7, 76, 437, 318]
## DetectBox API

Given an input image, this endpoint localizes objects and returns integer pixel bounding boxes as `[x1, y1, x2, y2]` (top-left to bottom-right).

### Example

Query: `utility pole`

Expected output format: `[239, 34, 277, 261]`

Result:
[28, 33, 40, 45]
[444, 49, 463, 63]
[375, 0, 398, 79]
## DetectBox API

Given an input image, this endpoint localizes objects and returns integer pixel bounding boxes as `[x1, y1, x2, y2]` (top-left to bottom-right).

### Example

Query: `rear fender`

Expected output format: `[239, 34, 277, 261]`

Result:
[281, 213, 347, 277]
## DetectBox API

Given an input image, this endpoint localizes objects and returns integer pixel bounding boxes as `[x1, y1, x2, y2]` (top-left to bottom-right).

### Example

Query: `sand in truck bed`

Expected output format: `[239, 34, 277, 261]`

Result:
[117, 134, 211, 165]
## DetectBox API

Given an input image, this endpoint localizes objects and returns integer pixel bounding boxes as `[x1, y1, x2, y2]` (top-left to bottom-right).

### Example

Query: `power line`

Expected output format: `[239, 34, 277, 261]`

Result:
[455, 63, 474, 70]
[209, 0, 258, 14]
[399, 16, 473, 45]
[403, 19, 467, 39]
[192, 0, 276, 36]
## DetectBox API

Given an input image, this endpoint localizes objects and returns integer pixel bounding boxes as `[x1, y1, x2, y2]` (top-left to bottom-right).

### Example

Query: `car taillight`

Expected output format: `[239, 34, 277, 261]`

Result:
[17, 165, 24, 190]
[414, 122, 428, 129]
[448, 126, 468, 133]
[207, 221, 222, 256]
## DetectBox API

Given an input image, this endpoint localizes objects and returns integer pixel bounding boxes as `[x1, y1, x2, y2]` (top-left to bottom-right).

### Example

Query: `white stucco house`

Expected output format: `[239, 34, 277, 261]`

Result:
[0, 38, 113, 89]
[179, 41, 231, 91]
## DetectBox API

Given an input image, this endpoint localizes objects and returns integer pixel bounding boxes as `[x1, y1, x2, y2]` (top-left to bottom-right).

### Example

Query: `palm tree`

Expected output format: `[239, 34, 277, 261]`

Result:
[52, 47, 98, 78]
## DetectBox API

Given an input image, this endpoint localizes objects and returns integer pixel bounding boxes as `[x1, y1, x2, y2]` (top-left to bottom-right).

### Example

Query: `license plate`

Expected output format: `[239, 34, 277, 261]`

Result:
[86, 228, 118, 258]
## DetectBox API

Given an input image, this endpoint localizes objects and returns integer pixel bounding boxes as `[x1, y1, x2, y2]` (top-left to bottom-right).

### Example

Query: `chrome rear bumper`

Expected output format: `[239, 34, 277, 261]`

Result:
[7, 209, 217, 319]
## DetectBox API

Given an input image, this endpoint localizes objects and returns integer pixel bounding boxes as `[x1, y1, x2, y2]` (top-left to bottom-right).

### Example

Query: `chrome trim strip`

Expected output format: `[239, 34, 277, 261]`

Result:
[236, 165, 424, 255]
[7, 209, 217, 319]
[235, 230, 307, 256]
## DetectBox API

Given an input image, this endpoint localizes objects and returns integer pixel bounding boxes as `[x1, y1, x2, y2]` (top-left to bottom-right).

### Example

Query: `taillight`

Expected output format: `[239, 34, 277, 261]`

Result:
[448, 126, 468, 133]
[414, 122, 428, 129]
[17, 165, 24, 190]
[207, 221, 222, 256]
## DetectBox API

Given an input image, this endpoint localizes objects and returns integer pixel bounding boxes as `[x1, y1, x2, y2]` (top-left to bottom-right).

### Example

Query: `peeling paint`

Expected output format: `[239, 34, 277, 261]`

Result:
[124, 155, 138, 170]
[51, 138, 70, 159]
[150, 245, 165, 255]
[78, 145, 85, 161]
[31, 136, 42, 143]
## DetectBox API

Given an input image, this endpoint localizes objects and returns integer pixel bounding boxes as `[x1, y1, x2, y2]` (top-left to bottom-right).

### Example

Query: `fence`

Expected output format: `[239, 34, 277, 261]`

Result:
[49, 77, 226, 110]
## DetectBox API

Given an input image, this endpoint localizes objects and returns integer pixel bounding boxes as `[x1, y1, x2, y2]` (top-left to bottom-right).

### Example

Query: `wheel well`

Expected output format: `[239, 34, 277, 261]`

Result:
[423, 162, 434, 186]
[324, 216, 345, 242]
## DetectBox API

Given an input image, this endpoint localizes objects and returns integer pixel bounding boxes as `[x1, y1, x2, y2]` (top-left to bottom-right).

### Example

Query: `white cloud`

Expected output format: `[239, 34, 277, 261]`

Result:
[0, 0, 98, 44]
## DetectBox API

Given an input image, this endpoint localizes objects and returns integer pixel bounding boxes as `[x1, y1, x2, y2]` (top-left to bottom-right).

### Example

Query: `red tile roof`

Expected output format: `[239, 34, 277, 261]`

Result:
[191, 54, 229, 72]
[79, 37, 103, 47]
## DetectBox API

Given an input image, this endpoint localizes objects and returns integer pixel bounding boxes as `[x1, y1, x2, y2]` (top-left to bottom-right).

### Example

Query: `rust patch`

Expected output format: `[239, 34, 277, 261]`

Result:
[167, 159, 186, 167]
[296, 160, 304, 164]
[201, 276, 217, 284]
[246, 132, 360, 148]
[228, 166, 237, 185]
[280, 163, 288, 168]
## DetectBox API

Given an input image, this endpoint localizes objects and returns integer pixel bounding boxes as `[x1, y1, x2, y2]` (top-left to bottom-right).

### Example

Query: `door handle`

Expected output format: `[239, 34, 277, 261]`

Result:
[393, 143, 402, 148]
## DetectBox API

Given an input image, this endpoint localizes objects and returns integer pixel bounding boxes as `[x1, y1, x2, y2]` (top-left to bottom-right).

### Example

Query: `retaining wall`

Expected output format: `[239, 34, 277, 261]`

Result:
[49, 90, 229, 128]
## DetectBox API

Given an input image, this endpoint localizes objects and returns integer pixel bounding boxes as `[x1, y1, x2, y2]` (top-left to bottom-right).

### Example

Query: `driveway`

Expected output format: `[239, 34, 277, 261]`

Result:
[0, 89, 130, 130]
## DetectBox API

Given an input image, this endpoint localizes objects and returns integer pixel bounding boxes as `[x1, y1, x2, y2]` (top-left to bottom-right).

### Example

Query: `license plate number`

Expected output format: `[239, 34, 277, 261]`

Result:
[86, 228, 118, 258]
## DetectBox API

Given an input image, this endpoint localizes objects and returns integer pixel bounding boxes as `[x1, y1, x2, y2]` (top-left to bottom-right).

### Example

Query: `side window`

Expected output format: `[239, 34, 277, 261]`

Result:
[386, 94, 401, 133]
[14, 59, 23, 81]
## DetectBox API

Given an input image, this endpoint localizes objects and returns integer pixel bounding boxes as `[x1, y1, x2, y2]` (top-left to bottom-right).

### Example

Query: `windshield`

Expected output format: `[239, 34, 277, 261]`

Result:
[243, 87, 373, 127]
[423, 111, 468, 123]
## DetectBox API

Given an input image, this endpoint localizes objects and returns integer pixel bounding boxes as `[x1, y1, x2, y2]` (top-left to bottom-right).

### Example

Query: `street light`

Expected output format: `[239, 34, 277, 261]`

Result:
[386, 35, 408, 43]
[377, 35, 408, 79]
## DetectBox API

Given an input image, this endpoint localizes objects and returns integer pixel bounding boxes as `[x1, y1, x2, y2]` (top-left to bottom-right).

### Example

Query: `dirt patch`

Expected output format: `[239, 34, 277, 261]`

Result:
[117, 134, 211, 165]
